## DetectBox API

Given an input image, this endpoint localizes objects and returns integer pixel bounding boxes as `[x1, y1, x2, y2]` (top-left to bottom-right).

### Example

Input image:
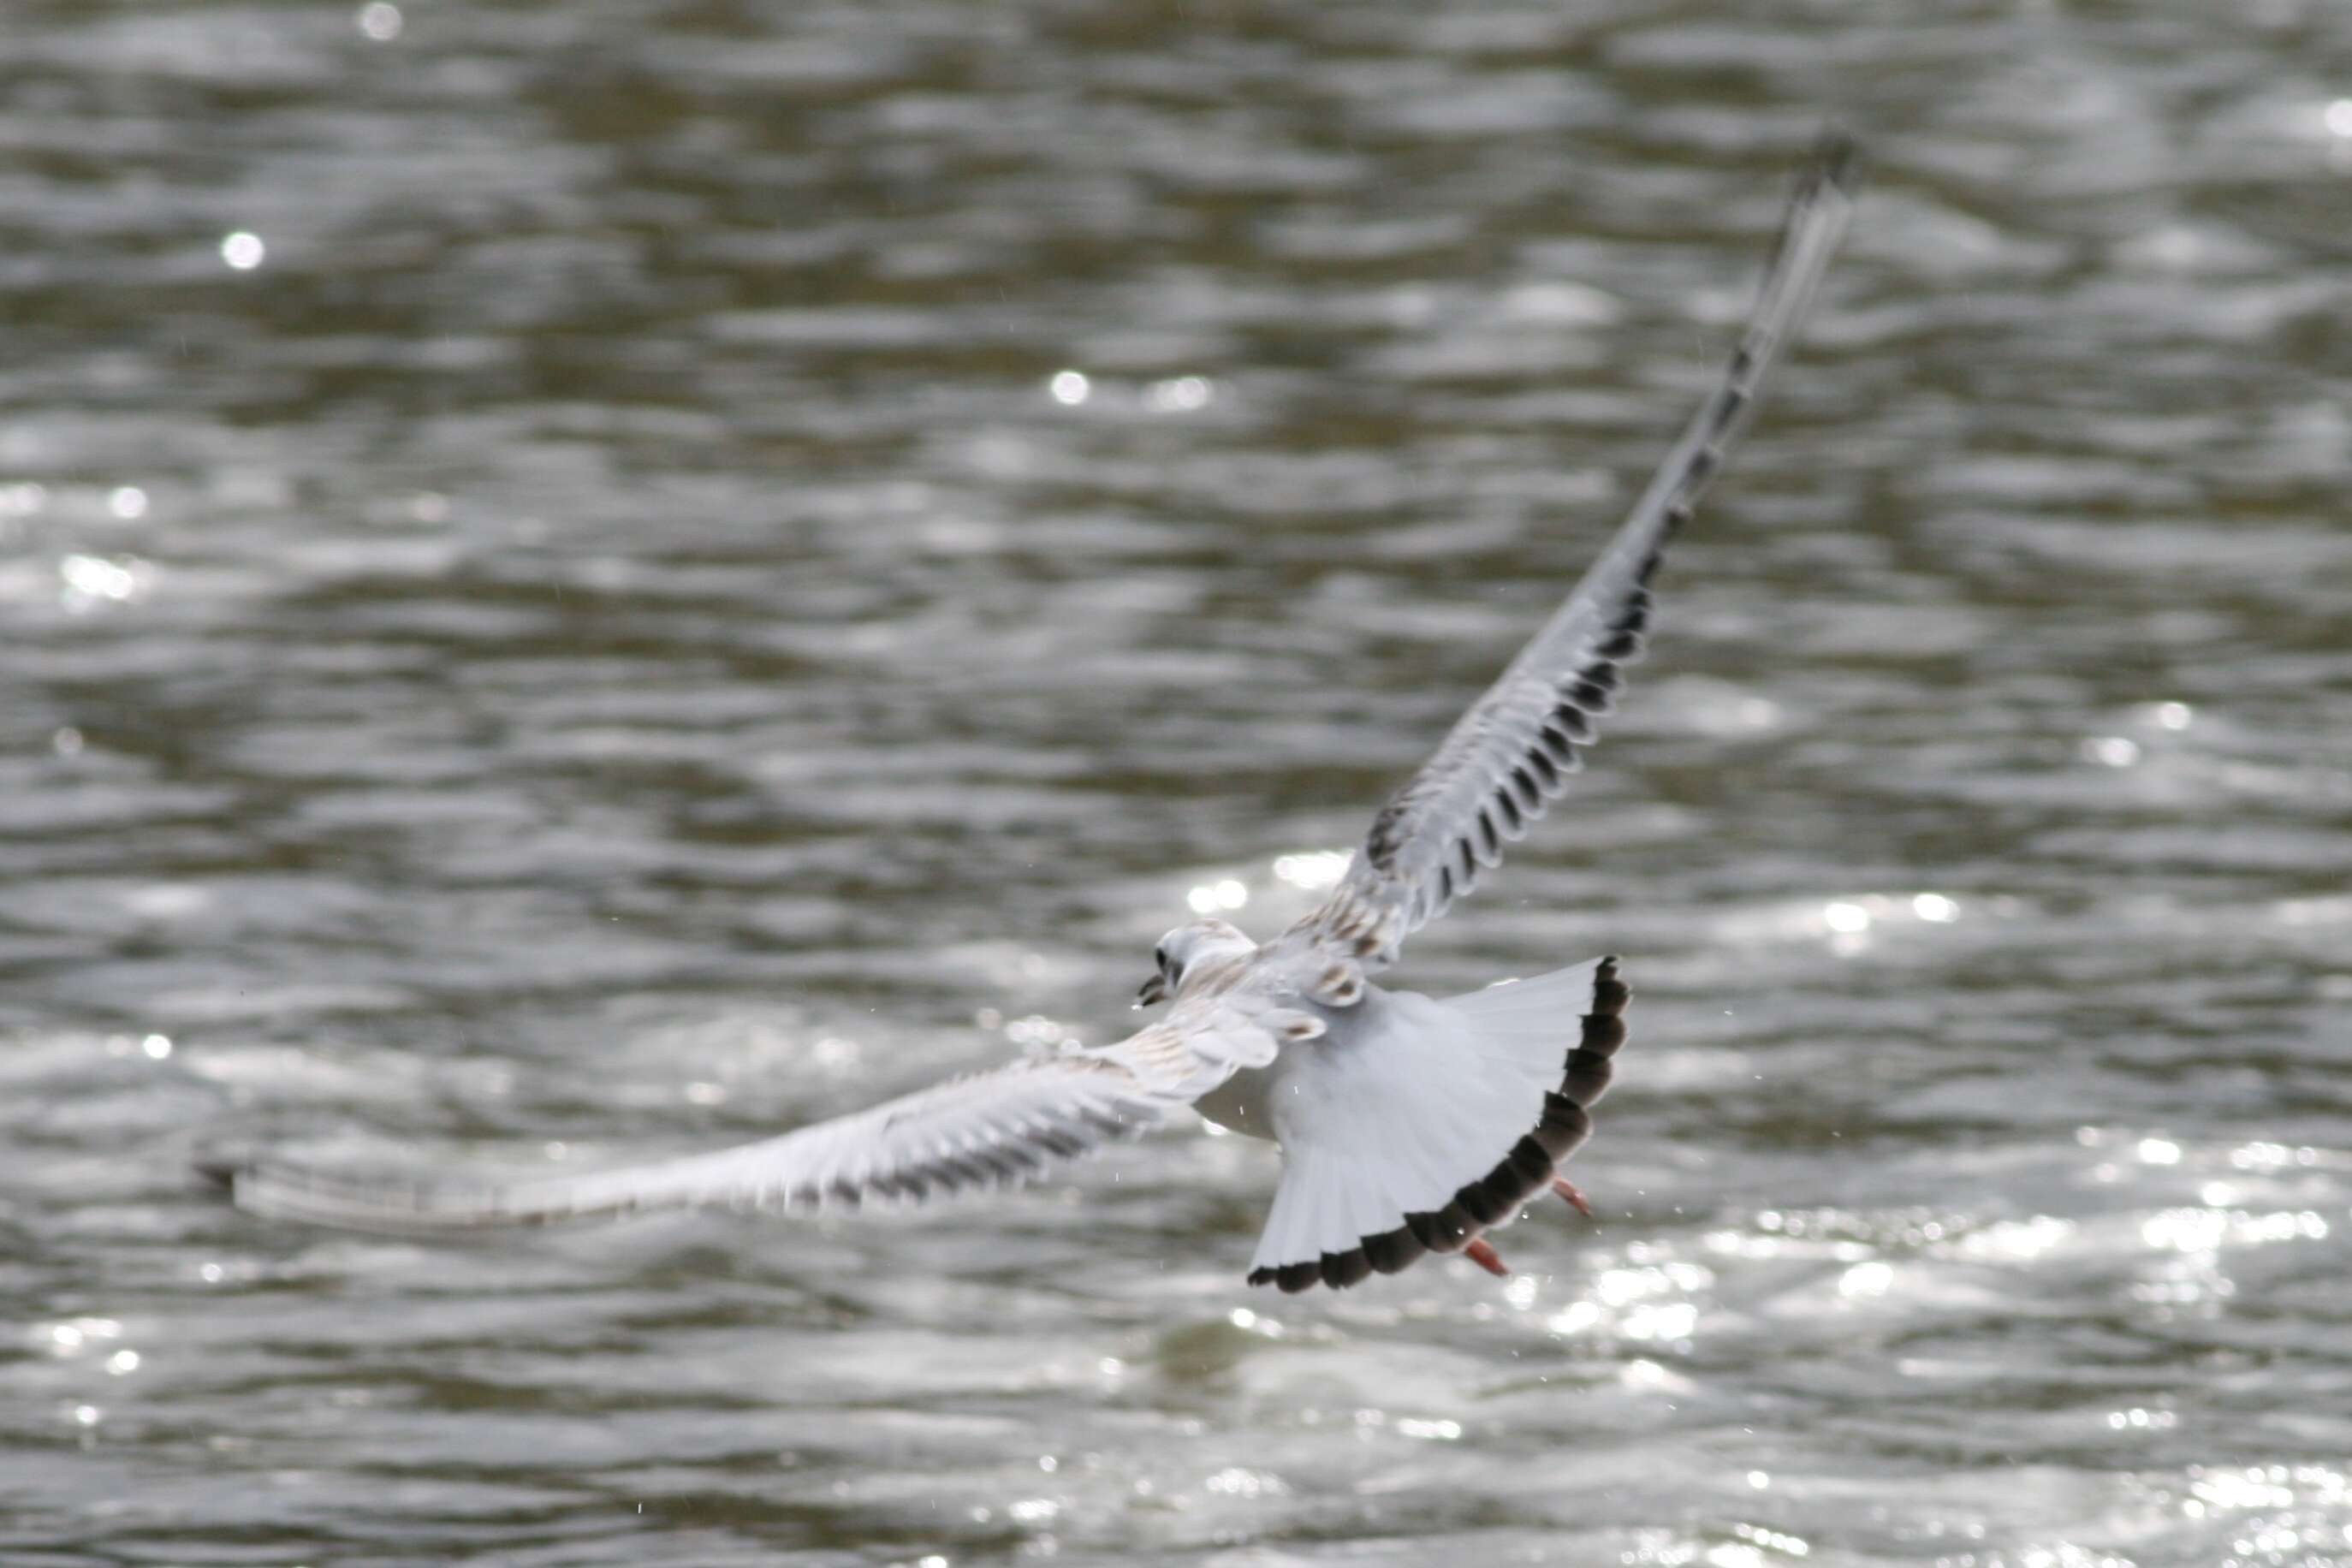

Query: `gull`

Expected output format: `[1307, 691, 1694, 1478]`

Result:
[201, 137, 1856, 1292]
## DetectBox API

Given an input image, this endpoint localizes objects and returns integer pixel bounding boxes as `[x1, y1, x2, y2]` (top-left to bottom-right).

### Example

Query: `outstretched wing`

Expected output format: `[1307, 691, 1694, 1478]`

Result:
[1307, 134, 1857, 967]
[205, 993, 1291, 1235]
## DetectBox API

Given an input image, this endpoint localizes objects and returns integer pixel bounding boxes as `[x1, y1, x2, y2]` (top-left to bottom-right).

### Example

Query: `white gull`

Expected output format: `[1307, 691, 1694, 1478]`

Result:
[204, 136, 1856, 1293]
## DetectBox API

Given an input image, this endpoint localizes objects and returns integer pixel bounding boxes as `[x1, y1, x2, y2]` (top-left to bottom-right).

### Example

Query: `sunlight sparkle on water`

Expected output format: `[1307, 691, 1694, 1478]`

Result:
[1598, 1260, 1711, 1306]
[2106, 1406, 2177, 1431]
[1619, 1358, 1694, 1393]
[2083, 735, 2140, 767]
[1227, 1307, 1283, 1339]
[1548, 1299, 1601, 1334]
[1620, 1301, 1697, 1341]
[2010, 1548, 2133, 1568]
[1839, 1261, 1893, 1298]
[2229, 1140, 2319, 1171]
[107, 485, 147, 520]
[1187, 878, 1247, 914]
[1145, 375, 1212, 413]
[2328, 98, 2352, 139]
[1048, 370, 1090, 406]
[2189, 1463, 2351, 1519]
[43, 1318, 121, 1356]
[1823, 901, 1870, 934]
[1004, 1015, 1074, 1048]
[1912, 892, 1959, 923]
[2142, 1206, 2328, 1252]
[60, 555, 145, 607]
[1204, 1465, 1288, 1498]
[1951, 1215, 2072, 1263]
[221, 232, 265, 270]
[1731, 1522, 1809, 1558]
[1553, 1258, 1711, 1340]
[357, 1, 403, 39]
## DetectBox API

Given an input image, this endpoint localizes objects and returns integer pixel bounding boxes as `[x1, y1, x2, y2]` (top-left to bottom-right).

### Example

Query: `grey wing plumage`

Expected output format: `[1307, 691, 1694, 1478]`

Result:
[1308, 134, 1858, 966]
[208, 997, 1287, 1235]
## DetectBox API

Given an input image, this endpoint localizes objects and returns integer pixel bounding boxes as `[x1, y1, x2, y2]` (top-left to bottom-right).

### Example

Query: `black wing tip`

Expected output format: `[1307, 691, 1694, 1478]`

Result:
[192, 1147, 252, 1191]
[1807, 124, 1862, 198]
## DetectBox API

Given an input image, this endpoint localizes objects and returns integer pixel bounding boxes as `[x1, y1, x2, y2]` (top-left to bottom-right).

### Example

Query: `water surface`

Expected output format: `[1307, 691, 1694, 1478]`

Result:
[5, 3, 2352, 1564]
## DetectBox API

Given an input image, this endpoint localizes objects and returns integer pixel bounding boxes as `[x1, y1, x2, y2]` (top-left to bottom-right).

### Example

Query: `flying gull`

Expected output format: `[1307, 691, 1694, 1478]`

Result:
[202, 136, 1856, 1292]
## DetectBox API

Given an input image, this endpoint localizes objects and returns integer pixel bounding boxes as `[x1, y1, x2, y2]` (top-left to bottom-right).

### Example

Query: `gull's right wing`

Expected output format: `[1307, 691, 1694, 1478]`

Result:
[201, 989, 1301, 1235]
[1306, 133, 1858, 968]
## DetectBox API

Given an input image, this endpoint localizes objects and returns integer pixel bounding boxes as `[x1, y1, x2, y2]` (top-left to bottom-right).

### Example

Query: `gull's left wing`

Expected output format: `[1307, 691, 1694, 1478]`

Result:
[201, 989, 1305, 1235]
[1306, 134, 1857, 969]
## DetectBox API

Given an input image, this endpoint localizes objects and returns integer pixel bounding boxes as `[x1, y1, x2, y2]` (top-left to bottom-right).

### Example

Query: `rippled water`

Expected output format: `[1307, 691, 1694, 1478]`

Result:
[7, 3, 2352, 1564]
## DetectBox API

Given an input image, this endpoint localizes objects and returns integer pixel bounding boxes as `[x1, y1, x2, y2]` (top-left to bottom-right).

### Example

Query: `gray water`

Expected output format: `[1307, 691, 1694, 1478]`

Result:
[5, 3, 2351, 1564]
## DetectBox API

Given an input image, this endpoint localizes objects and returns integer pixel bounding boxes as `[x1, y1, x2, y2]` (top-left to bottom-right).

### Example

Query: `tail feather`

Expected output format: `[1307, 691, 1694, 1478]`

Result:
[1246, 956, 1631, 1292]
[1444, 957, 1613, 1071]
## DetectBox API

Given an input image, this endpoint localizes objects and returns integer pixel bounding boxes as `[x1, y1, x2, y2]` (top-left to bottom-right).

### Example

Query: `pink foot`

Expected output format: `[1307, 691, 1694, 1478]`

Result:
[1552, 1177, 1593, 1219]
[1464, 1237, 1510, 1278]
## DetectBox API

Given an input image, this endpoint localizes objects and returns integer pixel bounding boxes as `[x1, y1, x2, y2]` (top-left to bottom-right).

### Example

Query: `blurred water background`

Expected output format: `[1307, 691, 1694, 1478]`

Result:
[5, 2, 2352, 1564]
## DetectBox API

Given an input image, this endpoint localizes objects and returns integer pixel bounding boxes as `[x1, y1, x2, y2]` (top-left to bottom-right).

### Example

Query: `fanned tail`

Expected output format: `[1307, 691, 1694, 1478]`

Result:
[1246, 957, 1631, 1292]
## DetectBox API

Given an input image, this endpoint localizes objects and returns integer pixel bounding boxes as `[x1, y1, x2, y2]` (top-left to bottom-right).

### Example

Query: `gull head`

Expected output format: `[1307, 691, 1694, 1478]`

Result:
[1137, 917, 1256, 1007]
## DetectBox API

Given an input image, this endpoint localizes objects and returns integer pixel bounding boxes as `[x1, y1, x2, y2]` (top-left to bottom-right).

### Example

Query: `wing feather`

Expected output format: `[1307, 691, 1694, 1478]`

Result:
[208, 995, 1284, 1236]
[1307, 133, 1857, 966]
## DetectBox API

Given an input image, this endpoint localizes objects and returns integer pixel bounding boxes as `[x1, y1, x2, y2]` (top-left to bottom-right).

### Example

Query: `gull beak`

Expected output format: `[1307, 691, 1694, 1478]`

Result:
[1135, 974, 1169, 1008]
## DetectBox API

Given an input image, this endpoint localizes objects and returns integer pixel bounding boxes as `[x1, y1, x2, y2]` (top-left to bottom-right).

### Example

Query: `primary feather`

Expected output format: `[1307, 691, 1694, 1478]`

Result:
[1307, 132, 1857, 970]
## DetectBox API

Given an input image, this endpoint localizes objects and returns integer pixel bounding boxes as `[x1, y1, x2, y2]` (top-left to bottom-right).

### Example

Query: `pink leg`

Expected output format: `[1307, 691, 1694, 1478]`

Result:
[1552, 1177, 1592, 1218]
[1464, 1237, 1510, 1277]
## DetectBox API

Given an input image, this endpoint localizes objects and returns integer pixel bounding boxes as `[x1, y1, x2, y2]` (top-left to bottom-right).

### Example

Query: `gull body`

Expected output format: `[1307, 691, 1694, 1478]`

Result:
[203, 139, 1857, 1292]
[1194, 986, 1483, 1144]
